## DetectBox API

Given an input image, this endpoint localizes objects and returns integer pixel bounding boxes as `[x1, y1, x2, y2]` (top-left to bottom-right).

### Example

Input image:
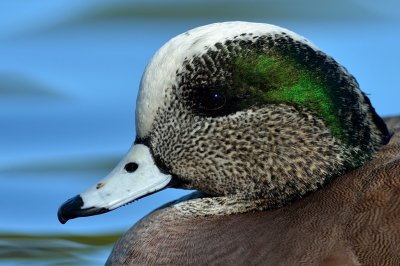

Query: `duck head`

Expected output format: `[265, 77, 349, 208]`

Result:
[58, 22, 389, 223]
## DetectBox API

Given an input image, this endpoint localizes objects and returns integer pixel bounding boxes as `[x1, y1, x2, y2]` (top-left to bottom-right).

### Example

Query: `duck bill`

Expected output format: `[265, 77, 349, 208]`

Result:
[57, 144, 172, 224]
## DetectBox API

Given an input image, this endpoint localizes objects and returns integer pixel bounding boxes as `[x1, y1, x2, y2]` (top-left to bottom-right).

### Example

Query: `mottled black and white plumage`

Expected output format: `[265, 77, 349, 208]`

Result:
[134, 21, 389, 211]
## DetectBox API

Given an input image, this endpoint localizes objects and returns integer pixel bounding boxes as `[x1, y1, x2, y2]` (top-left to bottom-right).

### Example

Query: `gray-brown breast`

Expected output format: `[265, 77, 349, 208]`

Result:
[107, 116, 400, 266]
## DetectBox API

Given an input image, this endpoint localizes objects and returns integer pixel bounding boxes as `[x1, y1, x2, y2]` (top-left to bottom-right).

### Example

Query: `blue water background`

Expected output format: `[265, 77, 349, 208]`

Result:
[1, 0, 399, 265]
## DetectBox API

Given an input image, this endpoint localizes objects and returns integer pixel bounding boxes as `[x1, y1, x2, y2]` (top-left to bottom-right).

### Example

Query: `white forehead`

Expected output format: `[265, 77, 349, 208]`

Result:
[135, 21, 318, 138]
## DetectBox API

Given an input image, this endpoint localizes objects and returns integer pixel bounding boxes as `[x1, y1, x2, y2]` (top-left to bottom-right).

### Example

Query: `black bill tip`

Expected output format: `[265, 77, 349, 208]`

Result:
[57, 195, 109, 224]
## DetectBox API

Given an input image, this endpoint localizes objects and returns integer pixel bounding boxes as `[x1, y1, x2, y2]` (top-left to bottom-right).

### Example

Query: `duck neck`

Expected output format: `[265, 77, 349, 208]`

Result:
[170, 191, 272, 216]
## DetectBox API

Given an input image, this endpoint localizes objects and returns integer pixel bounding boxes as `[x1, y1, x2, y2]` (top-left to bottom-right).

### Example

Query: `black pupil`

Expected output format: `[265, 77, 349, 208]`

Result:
[201, 93, 225, 110]
[125, 162, 138, 173]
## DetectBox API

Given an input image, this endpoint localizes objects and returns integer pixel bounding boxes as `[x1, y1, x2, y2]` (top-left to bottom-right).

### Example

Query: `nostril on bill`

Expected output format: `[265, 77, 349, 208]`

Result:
[124, 162, 139, 173]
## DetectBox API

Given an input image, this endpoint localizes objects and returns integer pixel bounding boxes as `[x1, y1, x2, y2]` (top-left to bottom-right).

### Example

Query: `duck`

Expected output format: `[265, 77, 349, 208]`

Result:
[57, 22, 400, 265]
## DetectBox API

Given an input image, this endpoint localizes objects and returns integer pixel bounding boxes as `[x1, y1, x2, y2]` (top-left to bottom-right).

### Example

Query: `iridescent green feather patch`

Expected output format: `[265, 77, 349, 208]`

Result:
[232, 48, 347, 143]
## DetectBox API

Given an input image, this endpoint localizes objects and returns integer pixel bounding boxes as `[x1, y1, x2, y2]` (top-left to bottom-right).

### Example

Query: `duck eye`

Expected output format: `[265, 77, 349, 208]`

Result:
[200, 93, 226, 110]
